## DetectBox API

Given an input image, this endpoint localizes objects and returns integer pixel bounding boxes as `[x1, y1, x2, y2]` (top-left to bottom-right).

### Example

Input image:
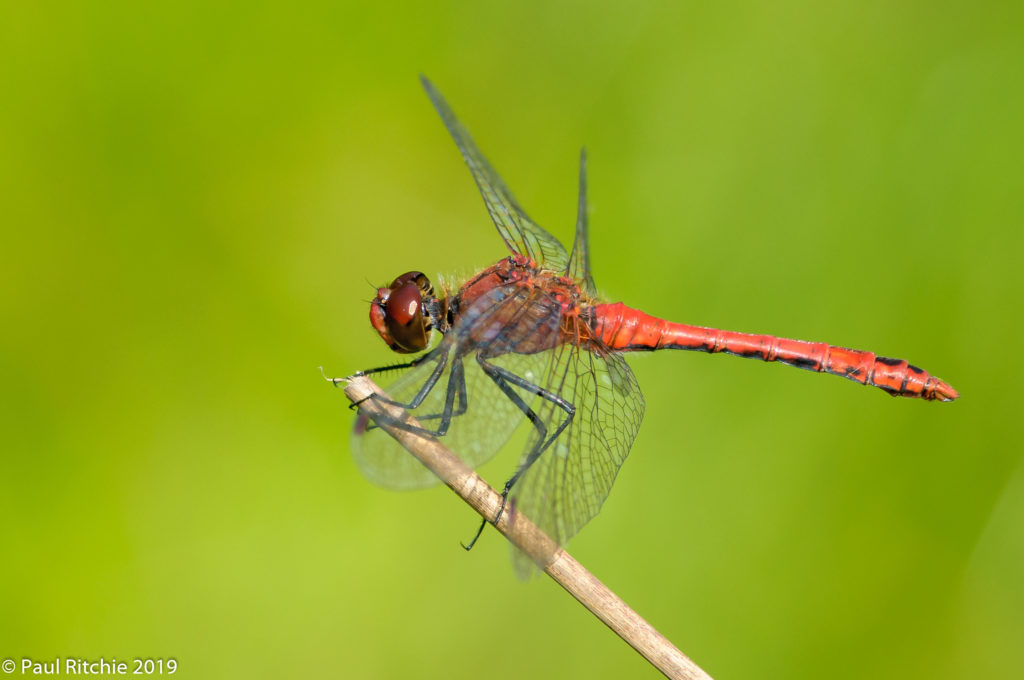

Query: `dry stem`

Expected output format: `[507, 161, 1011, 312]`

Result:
[340, 374, 713, 680]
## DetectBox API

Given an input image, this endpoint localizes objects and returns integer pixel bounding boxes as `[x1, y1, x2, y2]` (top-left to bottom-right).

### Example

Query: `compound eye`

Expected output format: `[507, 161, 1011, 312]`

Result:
[389, 271, 432, 294]
[384, 280, 428, 352]
[386, 281, 422, 326]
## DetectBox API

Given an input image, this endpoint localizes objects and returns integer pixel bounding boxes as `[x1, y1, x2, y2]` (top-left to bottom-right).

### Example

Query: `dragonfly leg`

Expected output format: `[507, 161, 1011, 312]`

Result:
[358, 351, 471, 440]
[487, 363, 576, 482]
[349, 349, 444, 410]
[432, 355, 466, 437]
[461, 357, 575, 551]
[340, 353, 433, 406]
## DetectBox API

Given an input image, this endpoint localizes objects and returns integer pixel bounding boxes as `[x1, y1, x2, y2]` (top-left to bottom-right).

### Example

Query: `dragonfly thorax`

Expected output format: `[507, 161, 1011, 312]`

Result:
[369, 271, 449, 354]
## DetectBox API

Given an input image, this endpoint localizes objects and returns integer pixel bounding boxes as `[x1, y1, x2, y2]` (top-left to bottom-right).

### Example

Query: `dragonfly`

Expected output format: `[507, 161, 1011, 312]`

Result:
[347, 76, 958, 577]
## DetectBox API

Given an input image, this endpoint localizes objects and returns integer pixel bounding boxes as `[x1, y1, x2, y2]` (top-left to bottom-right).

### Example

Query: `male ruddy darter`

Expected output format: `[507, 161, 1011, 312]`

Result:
[347, 77, 959, 576]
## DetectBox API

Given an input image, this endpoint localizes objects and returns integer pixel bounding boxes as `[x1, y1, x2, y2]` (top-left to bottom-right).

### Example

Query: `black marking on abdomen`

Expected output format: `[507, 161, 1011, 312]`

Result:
[783, 356, 819, 370]
[727, 348, 763, 359]
[621, 344, 659, 352]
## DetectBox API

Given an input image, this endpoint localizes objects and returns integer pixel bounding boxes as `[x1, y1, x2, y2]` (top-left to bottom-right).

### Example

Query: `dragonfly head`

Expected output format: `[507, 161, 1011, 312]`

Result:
[369, 271, 445, 354]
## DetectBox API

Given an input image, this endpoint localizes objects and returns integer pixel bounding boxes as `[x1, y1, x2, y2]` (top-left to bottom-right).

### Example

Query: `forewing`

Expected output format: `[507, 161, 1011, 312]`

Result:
[351, 341, 525, 490]
[508, 344, 645, 578]
[351, 279, 560, 490]
[420, 76, 569, 271]
[566, 149, 597, 296]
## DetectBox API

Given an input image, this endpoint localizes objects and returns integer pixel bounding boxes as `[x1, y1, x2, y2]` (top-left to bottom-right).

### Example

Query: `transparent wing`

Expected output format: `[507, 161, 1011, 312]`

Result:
[353, 258, 644, 578]
[420, 76, 569, 271]
[509, 343, 645, 578]
[351, 340, 525, 490]
[351, 280, 561, 490]
[566, 149, 597, 296]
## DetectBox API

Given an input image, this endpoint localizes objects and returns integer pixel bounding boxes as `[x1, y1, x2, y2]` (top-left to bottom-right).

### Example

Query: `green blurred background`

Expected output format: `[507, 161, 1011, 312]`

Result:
[2, 1, 1022, 678]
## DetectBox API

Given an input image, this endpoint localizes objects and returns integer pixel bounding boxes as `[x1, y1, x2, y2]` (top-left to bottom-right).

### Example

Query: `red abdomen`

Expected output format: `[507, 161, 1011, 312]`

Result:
[589, 302, 958, 401]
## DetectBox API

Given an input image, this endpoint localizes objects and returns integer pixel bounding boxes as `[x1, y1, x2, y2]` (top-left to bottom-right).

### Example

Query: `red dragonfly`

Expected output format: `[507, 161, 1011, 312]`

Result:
[349, 77, 958, 575]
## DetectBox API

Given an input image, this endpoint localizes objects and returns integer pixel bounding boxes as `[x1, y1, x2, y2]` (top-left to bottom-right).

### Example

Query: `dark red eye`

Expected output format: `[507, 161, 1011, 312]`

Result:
[385, 281, 422, 326]
[368, 271, 433, 354]
[389, 271, 431, 293]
